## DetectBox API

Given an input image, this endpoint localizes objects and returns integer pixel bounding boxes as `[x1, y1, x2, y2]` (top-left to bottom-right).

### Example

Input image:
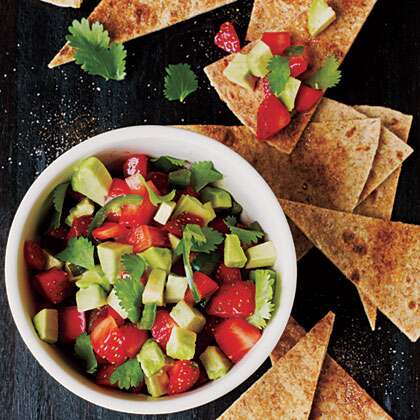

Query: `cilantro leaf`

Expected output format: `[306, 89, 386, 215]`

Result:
[137, 173, 176, 206]
[151, 155, 187, 172]
[114, 254, 145, 322]
[164, 63, 198, 103]
[267, 55, 290, 96]
[247, 270, 276, 329]
[191, 161, 223, 192]
[66, 18, 126, 81]
[284, 45, 305, 56]
[224, 217, 264, 245]
[56, 237, 95, 270]
[110, 358, 143, 390]
[191, 227, 224, 253]
[74, 333, 97, 374]
[307, 56, 341, 90]
[49, 182, 69, 229]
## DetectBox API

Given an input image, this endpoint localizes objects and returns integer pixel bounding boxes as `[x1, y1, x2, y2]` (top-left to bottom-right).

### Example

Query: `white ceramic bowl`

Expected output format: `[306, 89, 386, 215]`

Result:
[5, 126, 296, 414]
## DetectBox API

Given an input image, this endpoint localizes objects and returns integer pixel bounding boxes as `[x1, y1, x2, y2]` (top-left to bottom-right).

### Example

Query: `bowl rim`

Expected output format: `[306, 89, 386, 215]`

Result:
[5, 125, 297, 414]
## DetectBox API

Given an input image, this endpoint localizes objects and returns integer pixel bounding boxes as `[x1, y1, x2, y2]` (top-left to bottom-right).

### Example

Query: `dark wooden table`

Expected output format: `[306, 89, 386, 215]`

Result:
[0, 0, 419, 419]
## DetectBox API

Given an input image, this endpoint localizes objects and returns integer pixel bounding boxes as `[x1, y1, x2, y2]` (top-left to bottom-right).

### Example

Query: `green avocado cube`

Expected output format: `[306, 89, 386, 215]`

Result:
[173, 195, 216, 225]
[224, 234, 247, 268]
[75, 265, 111, 292]
[106, 288, 128, 319]
[170, 300, 206, 333]
[223, 53, 257, 92]
[137, 339, 166, 378]
[200, 187, 232, 209]
[247, 40, 273, 77]
[76, 284, 107, 312]
[43, 250, 63, 270]
[33, 309, 58, 344]
[71, 156, 113, 206]
[200, 346, 232, 380]
[168, 169, 191, 188]
[278, 77, 301, 111]
[65, 198, 95, 227]
[142, 268, 167, 306]
[145, 369, 169, 397]
[307, 0, 336, 37]
[166, 327, 196, 360]
[245, 241, 277, 269]
[203, 202, 216, 222]
[97, 242, 133, 283]
[140, 247, 172, 273]
[165, 274, 188, 303]
[153, 201, 176, 225]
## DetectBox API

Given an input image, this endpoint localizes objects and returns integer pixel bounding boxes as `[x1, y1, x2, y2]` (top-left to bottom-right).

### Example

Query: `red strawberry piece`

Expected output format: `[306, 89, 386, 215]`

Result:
[107, 178, 131, 200]
[67, 215, 93, 239]
[261, 77, 273, 97]
[261, 31, 291, 55]
[214, 318, 261, 363]
[92, 222, 128, 241]
[95, 364, 118, 388]
[195, 369, 209, 388]
[164, 212, 205, 238]
[127, 225, 170, 253]
[167, 360, 200, 395]
[151, 309, 178, 350]
[147, 171, 169, 194]
[295, 84, 323, 113]
[184, 272, 219, 304]
[88, 305, 125, 333]
[208, 217, 229, 234]
[119, 324, 148, 358]
[256, 94, 291, 140]
[123, 154, 149, 178]
[59, 306, 86, 344]
[34, 268, 73, 305]
[207, 281, 255, 318]
[24, 240, 46, 270]
[216, 264, 242, 284]
[46, 227, 68, 241]
[214, 22, 241, 53]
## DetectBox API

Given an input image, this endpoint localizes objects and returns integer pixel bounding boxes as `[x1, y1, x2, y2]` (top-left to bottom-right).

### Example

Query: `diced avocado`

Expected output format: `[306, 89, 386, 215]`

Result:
[200, 346, 232, 380]
[203, 202, 216, 222]
[145, 369, 169, 397]
[165, 274, 188, 303]
[75, 265, 111, 292]
[71, 156, 113, 206]
[245, 241, 277, 269]
[247, 40, 273, 77]
[142, 268, 166, 306]
[223, 54, 257, 92]
[170, 300, 206, 333]
[43, 250, 63, 270]
[76, 284, 107, 312]
[140, 247, 172, 273]
[307, 0, 336, 37]
[200, 187, 232, 209]
[137, 339, 166, 378]
[97, 242, 133, 283]
[33, 309, 58, 344]
[224, 234, 247, 268]
[65, 198, 95, 226]
[169, 169, 191, 188]
[192, 252, 220, 276]
[278, 77, 301, 111]
[107, 288, 128, 319]
[153, 201, 176, 225]
[173, 195, 215, 225]
[168, 233, 181, 251]
[166, 326, 196, 360]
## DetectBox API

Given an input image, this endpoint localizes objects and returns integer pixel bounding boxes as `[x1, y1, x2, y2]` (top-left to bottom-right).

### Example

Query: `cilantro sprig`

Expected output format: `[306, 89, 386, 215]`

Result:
[190, 227, 224, 253]
[135, 173, 176, 206]
[307, 56, 341, 90]
[49, 182, 69, 229]
[66, 18, 127, 81]
[191, 161, 223, 192]
[110, 359, 144, 390]
[56, 237, 95, 270]
[267, 55, 290, 96]
[74, 333, 97, 374]
[164, 63, 198, 103]
[224, 216, 264, 245]
[151, 155, 187, 172]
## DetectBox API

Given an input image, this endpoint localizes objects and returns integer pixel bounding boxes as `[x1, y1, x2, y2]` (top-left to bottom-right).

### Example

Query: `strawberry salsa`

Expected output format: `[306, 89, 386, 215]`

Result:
[26, 153, 279, 396]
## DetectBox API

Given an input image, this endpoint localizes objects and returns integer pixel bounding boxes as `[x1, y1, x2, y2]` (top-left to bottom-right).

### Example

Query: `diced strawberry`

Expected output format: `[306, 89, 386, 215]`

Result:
[127, 225, 170, 253]
[262, 32, 291, 55]
[195, 369, 209, 388]
[214, 318, 261, 363]
[216, 264, 242, 284]
[167, 360, 200, 395]
[67, 215, 93, 239]
[164, 212, 205, 238]
[88, 305, 125, 333]
[295, 84, 323, 113]
[256, 94, 291, 140]
[59, 306, 86, 344]
[208, 217, 229, 234]
[107, 178, 131, 200]
[151, 310, 178, 350]
[185, 272, 219, 304]
[24, 240, 46, 270]
[46, 227, 68, 242]
[119, 324, 149, 358]
[92, 222, 128, 241]
[147, 171, 169, 195]
[123, 154, 149, 178]
[207, 281, 255, 318]
[261, 77, 273, 97]
[95, 364, 118, 388]
[34, 268, 73, 305]
[214, 22, 241, 53]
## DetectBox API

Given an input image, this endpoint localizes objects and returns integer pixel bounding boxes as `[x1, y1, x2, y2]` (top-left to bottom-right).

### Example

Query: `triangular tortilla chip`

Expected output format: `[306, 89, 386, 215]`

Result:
[280, 199, 420, 342]
[218, 312, 335, 420]
[271, 317, 391, 419]
[313, 98, 413, 203]
[177, 119, 380, 259]
[49, 0, 237, 68]
[205, 1, 378, 154]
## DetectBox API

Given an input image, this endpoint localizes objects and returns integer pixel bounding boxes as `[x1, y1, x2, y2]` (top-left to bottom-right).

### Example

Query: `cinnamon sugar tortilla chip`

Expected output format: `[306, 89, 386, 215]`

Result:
[177, 120, 380, 259]
[218, 312, 335, 420]
[49, 0, 237, 68]
[280, 199, 420, 342]
[271, 317, 392, 419]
